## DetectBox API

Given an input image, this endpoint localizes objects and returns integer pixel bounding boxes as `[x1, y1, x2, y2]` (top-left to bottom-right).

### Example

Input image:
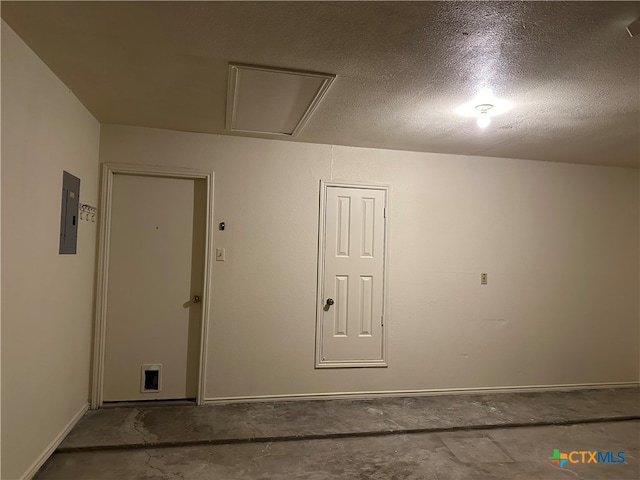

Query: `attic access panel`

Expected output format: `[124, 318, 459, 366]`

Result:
[226, 64, 335, 137]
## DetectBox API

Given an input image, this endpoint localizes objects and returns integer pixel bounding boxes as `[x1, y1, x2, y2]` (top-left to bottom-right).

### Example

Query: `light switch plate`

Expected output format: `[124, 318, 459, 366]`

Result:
[216, 248, 226, 261]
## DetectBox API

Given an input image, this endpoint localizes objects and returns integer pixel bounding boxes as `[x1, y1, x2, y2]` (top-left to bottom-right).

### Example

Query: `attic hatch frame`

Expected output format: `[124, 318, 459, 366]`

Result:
[226, 63, 335, 137]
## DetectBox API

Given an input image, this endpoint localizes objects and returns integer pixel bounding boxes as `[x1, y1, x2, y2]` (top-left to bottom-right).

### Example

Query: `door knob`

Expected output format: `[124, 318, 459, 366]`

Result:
[326, 298, 335, 306]
[192, 295, 201, 304]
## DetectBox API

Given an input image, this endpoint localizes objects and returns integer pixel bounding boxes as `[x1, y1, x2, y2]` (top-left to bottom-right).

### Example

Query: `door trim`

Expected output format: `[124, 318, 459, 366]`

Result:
[91, 163, 214, 408]
[315, 180, 390, 368]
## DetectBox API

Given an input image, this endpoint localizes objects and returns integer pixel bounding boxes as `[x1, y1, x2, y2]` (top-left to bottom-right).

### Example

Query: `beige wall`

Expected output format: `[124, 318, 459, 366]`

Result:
[100, 124, 640, 401]
[1, 22, 100, 480]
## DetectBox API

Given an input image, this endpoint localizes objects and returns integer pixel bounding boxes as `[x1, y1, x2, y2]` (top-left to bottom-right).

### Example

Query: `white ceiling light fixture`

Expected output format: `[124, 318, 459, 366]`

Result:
[226, 64, 335, 137]
[456, 88, 512, 130]
[475, 104, 493, 129]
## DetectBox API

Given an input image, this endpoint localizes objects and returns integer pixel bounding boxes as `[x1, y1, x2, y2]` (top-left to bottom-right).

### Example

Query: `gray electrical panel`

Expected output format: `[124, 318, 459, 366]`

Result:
[59, 171, 80, 254]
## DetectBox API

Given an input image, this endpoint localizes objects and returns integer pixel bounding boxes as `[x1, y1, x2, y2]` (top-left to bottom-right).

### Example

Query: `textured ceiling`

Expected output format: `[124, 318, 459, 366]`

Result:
[2, 1, 639, 167]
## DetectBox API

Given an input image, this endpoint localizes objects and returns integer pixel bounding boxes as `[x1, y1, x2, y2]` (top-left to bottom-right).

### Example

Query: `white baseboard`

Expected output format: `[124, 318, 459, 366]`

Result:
[20, 403, 89, 480]
[204, 381, 639, 405]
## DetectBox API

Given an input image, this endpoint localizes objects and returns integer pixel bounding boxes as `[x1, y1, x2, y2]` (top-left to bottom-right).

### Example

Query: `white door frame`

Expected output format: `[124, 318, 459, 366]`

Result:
[315, 180, 391, 368]
[91, 163, 214, 408]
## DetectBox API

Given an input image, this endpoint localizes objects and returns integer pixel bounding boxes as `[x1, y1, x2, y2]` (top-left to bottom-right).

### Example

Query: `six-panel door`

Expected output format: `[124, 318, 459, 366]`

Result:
[319, 185, 387, 366]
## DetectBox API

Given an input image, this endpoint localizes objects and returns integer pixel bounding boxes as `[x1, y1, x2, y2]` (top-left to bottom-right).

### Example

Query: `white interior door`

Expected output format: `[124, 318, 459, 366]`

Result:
[317, 184, 388, 367]
[103, 174, 206, 401]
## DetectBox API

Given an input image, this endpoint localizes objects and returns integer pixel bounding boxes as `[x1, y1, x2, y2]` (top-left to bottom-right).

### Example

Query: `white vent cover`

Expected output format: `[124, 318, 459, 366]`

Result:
[226, 64, 335, 136]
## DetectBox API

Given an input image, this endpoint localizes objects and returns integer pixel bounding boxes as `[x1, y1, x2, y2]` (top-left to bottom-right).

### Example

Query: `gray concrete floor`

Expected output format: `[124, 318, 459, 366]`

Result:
[35, 388, 639, 479]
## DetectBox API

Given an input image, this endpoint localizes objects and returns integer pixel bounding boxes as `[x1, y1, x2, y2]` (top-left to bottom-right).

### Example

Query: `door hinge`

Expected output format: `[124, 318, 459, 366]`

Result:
[381, 315, 384, 327]
[383, 207, 387, 218]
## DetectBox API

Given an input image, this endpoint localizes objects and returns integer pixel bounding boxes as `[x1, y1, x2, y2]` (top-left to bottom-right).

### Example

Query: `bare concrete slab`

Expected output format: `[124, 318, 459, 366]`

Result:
[441, 437, 514, 464]
[59, 388, 639, 451]
[36, 421, 640, 480]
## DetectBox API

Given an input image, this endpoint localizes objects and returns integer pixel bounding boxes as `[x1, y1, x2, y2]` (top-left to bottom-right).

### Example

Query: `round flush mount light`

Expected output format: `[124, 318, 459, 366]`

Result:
[475, 104, 493, 128]
[456, 89, 512, 129]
